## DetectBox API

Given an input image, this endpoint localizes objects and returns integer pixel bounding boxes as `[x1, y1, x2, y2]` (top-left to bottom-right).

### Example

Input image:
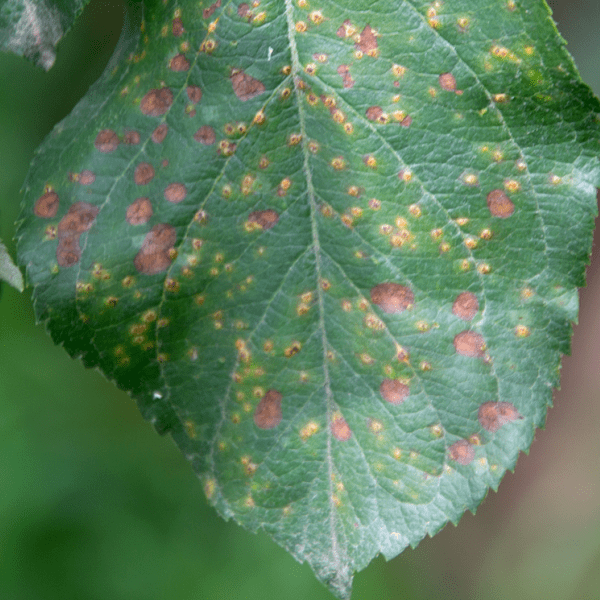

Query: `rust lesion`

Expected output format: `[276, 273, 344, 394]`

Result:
[56, 202, 100, 267]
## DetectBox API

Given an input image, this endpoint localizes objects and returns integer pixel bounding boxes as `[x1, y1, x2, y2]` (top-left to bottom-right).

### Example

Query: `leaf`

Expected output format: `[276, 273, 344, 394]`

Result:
[0, 0, 91, 70]
[0, 237, 23, 291]
[15, 0, 600, 597]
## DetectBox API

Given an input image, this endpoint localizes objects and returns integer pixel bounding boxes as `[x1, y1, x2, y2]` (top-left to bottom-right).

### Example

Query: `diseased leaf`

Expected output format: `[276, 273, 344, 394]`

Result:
[0, 0, 91, 69]
[15, 0, 600, 597]
[0, 238, 23, 291]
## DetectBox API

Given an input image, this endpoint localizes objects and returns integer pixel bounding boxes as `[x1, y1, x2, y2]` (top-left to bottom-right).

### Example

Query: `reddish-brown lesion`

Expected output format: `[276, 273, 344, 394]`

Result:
[254, 389, 282, 429]
[133, 223, 177, 275]
[56, 202, 100, 267]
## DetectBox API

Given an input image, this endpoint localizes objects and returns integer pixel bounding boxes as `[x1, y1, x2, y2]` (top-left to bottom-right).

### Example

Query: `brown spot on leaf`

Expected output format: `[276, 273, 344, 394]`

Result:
[336, 19, 353, 38]
[452, 292, 479, 321]
[34, 191, 59, 218]
[124, 130, 140, 145]
[331, 415, 352, 441]
[134, 223, 177, 275]
[366, 106, 383, 121]
[172, 17, 184, 36]
[400, 115, 412, 127]
[140, 88, 174, 116]
[194, 125, 216, 145]
[449, 439, 474, 465]
[370, 282, 414, 314]
[134, 163, 155, 185]
[379, 379, 409, 405]
[56, 236, 82, 267]
[230, 69, 266, 101]
[254, 389, 282, 429]
[126, 197, 153, 225]
[79, 170, 95, 185]
[355, 24, 377, 53]
[56, 202, 100, 267]
[439, 72, 457, 91]
[238, 3, 250, 18]
[487, 189, 514, 218]
[187, 85, 202, 103]
[152, 124, 168, 143]
[337, 65, 355, 89]
[202, 0, 221, 19]
[454, 331, 486, 357]
[248, 210, 279, 230]
[94, 129, 119, 152]
[57, 202, 100, 238]
[170, 53, 190, 72]
[478, 401, 522, 432]
[164, 182, 187, 203]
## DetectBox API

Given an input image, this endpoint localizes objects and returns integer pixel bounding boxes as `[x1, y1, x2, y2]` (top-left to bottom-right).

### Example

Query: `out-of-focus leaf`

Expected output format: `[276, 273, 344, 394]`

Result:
[0, 0, 91, 69]
[0, 238, 23, 291]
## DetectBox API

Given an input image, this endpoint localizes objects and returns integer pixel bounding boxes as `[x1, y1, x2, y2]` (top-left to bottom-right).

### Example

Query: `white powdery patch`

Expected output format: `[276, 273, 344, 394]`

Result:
[6, 0, 63, 70]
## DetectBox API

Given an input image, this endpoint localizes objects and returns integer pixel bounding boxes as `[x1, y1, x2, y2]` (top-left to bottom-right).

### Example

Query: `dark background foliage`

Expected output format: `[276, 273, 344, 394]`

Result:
[0, 1, 598, 598]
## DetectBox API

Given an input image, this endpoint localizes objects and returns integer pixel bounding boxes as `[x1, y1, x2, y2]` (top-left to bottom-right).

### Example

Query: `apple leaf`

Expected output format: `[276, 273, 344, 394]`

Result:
[16, 0, 600, 597]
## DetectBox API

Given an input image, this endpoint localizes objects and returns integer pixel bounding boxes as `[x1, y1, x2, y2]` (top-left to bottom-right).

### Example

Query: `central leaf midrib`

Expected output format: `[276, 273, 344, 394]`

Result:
[284, 0, 341, 570]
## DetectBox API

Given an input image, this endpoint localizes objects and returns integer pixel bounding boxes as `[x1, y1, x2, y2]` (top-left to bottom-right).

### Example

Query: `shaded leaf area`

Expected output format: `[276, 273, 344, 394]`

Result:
[0, 0, 91, 69]
[0, 238, 23, 291]
[16, 0, 600, 597]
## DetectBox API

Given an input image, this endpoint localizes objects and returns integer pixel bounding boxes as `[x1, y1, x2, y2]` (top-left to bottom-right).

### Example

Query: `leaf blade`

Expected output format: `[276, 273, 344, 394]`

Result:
[16, 0, 600, 597]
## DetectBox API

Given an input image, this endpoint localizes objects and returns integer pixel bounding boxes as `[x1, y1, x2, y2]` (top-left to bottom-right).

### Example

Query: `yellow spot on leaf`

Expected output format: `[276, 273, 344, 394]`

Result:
[369, 419, 383, 434]
[184, 420, 197, 439]
[284, 341, 302, 357]
[415, 320, 430, 332]
[330, 156, 346, 170]
[300, 421, 319, 440]
[359, 353, 375, 365]
[462, 173, 479, 186]
[204, 478, 216, 499]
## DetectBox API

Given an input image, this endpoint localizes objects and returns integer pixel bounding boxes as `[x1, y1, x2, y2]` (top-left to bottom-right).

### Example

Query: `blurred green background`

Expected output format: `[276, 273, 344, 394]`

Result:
[1, 1, 599, 599]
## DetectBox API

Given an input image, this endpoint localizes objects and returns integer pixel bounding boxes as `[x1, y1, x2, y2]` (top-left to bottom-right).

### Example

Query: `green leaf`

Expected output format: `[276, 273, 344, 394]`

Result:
[0, 0, 92, 69]
[15, 0, 600, 597]
[0, 237, 23, 291]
